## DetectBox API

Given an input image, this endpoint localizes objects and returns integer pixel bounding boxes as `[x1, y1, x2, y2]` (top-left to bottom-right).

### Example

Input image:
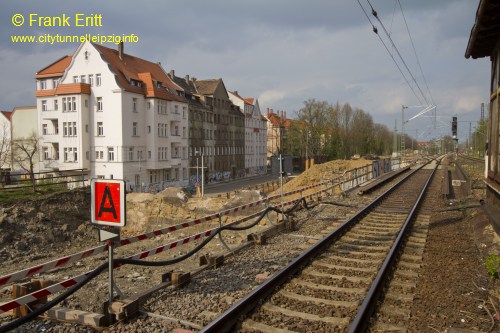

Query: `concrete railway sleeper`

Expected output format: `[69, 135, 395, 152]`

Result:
[201, 158, 440, 333]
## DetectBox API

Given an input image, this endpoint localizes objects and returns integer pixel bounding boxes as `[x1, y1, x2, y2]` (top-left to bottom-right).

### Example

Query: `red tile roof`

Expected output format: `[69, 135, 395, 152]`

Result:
[0, 111, 12, 121]
[93, 44, 186, 102]
[36, 56, 72, 78]
[36, 43, 186, 103]
[267, 113, 292, 127]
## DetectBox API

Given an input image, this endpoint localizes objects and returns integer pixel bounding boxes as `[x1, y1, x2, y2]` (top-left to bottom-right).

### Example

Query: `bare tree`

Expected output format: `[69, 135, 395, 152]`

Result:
[12, 132, 39, 192]
[0, 121, 11, 169]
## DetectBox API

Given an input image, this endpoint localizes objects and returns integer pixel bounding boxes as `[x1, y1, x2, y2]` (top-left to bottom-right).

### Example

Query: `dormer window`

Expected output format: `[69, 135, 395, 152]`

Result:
[130, 79, 143, 87]
[39, 80, 47, 90]
[156, 81, 162, 88]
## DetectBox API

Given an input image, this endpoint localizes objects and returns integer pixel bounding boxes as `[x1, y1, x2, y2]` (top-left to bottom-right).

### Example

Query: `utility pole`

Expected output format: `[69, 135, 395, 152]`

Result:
[401, 105, 408, 159]
[393, 119, 398, 156]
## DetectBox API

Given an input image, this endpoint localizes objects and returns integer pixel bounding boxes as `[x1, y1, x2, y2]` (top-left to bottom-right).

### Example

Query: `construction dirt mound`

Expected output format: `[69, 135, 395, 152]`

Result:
[274, 158, 372, 196]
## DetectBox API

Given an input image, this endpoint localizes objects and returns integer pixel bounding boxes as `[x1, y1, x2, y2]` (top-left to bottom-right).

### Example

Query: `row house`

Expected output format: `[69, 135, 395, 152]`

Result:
[168, 72, 246, 182]
[265, 109, 292, 161]
[228, 91, 267, 176]
[36, 41, 189, 190]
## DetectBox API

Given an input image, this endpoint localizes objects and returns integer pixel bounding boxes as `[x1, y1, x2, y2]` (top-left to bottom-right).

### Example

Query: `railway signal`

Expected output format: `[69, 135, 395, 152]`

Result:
[452, 116, 457, 137]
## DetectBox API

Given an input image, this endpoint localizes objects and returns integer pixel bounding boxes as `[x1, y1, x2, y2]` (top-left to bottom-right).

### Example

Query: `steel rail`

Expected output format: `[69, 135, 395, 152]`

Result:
[347, 160, 438, 332]
[200, 161, 432, 333]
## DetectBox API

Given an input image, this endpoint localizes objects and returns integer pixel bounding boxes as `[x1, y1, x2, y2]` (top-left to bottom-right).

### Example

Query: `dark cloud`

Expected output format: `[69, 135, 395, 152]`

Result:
[0, 0, 489, 143]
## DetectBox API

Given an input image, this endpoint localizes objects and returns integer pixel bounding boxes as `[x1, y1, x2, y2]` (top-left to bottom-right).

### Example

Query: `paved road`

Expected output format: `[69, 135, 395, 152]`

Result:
[201, 173, 282, 196]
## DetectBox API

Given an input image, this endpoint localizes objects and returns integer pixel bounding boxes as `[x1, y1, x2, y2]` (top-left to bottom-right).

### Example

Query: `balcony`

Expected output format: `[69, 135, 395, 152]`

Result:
[41, 109, 60, 120]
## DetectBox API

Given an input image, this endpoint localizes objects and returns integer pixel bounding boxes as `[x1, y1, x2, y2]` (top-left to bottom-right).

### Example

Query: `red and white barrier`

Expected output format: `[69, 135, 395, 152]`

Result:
[0, 183, 338, 313]
[0, 176, 338, 289]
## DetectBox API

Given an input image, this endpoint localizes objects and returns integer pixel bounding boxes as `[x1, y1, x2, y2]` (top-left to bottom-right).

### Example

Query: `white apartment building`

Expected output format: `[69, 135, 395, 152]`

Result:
[228, 91, 267, 176]
[36, 41, 189, 191]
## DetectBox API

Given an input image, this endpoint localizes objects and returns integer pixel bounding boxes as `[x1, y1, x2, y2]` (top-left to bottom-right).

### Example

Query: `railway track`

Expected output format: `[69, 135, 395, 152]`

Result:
[201, 159, 439, 333]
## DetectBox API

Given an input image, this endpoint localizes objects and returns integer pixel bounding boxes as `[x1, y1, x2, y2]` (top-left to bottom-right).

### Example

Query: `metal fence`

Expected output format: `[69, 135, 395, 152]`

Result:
[0, 169, 89, 191]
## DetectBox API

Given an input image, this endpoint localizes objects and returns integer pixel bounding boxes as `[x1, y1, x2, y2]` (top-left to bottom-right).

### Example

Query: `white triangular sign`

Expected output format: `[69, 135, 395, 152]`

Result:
[99, 228, 120, 242]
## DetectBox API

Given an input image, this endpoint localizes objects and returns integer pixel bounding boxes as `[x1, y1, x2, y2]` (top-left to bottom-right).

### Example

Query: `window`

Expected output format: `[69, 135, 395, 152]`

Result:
[157, 100, 166, 114]
[43, 147, 49, 160]
[52, 79, 59, 88]
[73, 76, 80, 83]
[96, 74, 101, 86]
[97, 122, 103, 136]
[97, 97, 103, 111]
[147, 125, 151, 134]
[63, 97, 76, 112]
[108, 147, 114, 161]
[86, 151, 89, 160]
[73, 122, 77, 136]
[42, 124, 48, 135]
[133, 122, 138, 136]
[128, 148, 134, 161]
[88, 74, 94, 86]
[64, 148, 68, 161]
[80, 75, 86, 83]
[73, 148, 78, 162]
[133, 98, 138, 113]
[39, 80, 47, 90]
[54, 100, 58, 111]
[96, 150, 104, 160]
[63, 122, 68, 136]
[41, 100, 48, 111]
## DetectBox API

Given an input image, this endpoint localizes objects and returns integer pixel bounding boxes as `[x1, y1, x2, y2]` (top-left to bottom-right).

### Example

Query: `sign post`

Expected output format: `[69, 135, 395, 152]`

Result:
[91, 179, 126, 322]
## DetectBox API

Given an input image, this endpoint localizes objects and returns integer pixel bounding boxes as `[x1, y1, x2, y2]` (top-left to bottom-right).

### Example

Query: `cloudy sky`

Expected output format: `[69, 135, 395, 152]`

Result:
[0, 0, 489, 143]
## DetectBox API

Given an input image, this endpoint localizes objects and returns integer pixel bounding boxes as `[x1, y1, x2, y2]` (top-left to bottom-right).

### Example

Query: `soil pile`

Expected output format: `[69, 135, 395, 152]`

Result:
[0, 188, 96, 266]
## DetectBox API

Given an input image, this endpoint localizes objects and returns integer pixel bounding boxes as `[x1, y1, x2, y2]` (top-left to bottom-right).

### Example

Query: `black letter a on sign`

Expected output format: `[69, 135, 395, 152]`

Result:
[98, 186, 117, 219]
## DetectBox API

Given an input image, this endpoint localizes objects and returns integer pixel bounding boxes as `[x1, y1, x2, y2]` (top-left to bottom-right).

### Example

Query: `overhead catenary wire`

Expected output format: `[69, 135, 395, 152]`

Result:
[366, 0, 429, 105]
[397, 0, 435, 107]
[397, 0, 437, 129]
[356, 0, 422, 104]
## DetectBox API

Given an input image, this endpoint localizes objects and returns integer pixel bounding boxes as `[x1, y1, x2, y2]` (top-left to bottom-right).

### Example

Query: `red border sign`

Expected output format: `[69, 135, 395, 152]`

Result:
[91, 179, 126, 227]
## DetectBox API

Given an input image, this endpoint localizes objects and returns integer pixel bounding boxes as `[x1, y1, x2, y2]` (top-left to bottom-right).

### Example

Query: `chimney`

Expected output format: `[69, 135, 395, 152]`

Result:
[118, 42, 124, 60]
[234, 91, 238, 96]
[185, 74, 190, 83]
[168, 70, 175, 79]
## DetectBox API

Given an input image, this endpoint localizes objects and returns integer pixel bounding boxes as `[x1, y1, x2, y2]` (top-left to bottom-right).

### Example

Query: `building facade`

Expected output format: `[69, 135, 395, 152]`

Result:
[264, 109, 291, 163]
[10, 106, 38, 173]
[36, 41, 189, 191]
[228, 91, 267, 176]
[169, 71, 245, 184]
[465, 0, 500, 227]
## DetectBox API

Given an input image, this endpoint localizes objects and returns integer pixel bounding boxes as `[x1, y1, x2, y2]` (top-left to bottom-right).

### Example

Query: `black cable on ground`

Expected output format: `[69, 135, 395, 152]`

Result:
[0, 262, 108, 333]
[1, 196, 325, 332]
